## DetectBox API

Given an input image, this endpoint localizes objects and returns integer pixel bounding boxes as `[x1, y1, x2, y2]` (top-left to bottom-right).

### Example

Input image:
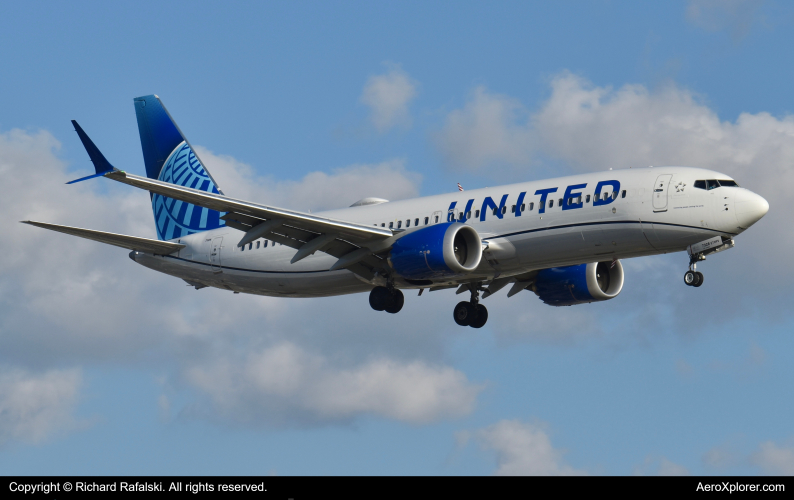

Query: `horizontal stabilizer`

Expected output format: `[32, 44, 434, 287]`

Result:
[103, 170, 393, 241]
[21, 220, 185, 255]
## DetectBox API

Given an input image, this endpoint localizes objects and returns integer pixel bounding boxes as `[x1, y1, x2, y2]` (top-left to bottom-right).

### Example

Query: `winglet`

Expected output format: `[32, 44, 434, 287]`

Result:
[67, 120, 116, 184]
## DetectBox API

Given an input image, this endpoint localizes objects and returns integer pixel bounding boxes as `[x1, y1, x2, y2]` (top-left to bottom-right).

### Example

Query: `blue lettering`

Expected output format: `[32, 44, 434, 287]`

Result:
[446, 201, 457, 222]
[593, 180, 620, 206]
[534, 188, 558, 214]
[562, 183, 587, 211]
[480, 194, 509, 221]
[514, 192, 527, 217]
[459, 199, 474, 222]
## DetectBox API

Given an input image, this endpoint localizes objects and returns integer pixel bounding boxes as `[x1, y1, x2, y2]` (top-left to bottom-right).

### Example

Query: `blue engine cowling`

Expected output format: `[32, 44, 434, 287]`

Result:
[533, 260, 624, 306]
[389, 222, 482, 280]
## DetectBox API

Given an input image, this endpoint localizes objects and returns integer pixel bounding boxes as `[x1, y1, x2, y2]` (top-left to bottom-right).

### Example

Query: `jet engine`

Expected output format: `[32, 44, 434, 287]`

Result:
[533, 260, 624, 306]
[389, 222, 482, 280]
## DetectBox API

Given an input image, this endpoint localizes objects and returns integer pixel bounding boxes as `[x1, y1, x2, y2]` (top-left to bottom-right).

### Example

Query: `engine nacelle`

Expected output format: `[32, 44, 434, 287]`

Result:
[389, 222, 482, 280]
[533, 260, 624, 306]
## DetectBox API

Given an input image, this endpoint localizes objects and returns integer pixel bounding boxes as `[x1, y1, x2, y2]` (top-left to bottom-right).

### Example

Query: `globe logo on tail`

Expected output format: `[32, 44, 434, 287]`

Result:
[151, 141, 225, 240]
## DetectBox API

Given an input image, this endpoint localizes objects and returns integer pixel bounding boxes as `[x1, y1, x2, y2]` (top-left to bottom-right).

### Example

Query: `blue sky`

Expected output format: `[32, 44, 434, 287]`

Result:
[1, 0, 793, 475]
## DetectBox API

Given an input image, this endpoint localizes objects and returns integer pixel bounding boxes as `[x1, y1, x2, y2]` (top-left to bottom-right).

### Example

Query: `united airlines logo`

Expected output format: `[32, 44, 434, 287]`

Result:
[152, 141, 225, 240]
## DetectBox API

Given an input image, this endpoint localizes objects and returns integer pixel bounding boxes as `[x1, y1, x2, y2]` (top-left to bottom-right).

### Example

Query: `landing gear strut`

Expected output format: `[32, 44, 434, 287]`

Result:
[369, 285, 404, 314]
[453, 284, 488, 328]
[684, 254, 704, 287]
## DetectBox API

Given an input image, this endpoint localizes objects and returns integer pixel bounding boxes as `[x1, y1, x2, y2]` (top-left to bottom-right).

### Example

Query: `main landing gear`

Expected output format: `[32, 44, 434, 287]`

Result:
[369, 285, 404, 314]
[684, 253, 705, 287]
[453, 285, 488, 328]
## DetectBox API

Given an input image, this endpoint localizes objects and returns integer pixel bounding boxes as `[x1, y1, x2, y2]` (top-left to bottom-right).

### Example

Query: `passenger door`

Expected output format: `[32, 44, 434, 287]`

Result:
[652, 174, 673, 212]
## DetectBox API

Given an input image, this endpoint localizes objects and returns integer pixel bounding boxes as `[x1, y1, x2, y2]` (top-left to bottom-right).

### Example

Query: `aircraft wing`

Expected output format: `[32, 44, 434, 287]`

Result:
[21, 220, 185, 255]
[103, 170, 396, 277]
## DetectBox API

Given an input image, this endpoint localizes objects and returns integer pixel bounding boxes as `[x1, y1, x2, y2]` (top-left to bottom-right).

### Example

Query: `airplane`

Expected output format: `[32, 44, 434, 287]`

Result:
[23, 95, 770, 328]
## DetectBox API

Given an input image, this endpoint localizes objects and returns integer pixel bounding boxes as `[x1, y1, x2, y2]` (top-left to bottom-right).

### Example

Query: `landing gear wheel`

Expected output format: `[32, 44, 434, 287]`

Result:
[469, 304, 488, 329]
[384, 289, 404, 314]
[684, 271, 696, 286]
[693, 271, 704, 287]
[454, 301, 475, 326]
[369, 286, 390, 311]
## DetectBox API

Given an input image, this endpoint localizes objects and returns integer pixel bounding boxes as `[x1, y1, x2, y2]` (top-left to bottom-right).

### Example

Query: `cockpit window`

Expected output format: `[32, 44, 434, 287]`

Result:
[706, 179, 720, 190]
[694, 180, 706, 190]
[718, 179, 739, 187]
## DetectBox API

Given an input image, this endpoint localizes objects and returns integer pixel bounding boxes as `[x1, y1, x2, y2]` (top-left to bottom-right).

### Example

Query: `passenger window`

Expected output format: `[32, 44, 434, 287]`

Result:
[424, 217, 429, 225]
[256, 241, 260, 249]
[521, 203, 525, 212]
[694, 180, 707, 190]
[434, 216, 439, 223]
[549, 200, 554, 208]
[466, 211, 471, 219]
[612, 192, 617, 200]
[406, 219, 410, 227]
[264, 241, 268, 248]
[389, 222, 393, 228]
[529, 202, 534, 211]
[241, 245, 244, 252]
[397, 220, 402, 228]
[414, 218, 419, 226]
[511, 205, 516, 213]
[475, 210, 480, 218]
[501, 206, 507, 215]
[706, 179, 720, 190]
[249, 243, 253, 250]
[586, 195, 590, 203]
[381, 223, 385, 227]
[493, 208, 498, 215]
[621, 190, 626, 198]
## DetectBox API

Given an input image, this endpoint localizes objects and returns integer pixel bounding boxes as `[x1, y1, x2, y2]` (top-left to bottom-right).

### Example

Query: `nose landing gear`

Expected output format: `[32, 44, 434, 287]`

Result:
[369, 285, 404, 313]
[684, 254, 705, 287]
[453, 284, 488, 328]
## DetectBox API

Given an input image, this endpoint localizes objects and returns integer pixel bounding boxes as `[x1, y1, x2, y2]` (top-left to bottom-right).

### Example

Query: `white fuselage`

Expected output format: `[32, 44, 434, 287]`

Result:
[131, 166, 767, 297]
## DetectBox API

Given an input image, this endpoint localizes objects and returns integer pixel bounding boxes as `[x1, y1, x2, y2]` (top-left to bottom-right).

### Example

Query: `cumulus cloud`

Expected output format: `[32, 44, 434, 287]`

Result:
[750, 440, 794, 475]
[703, 442, 740, 470]
[0, 369, 82, 445]
[360, 64, 418, 132]
[0, 127, 476, 429]
[633, 455, 690, 476]
[434, 87, 533, 171]
[435, 72, 794, 295]
[686, 0, 765, 40]
[195, 146, 422, 210]
[185, 342, 481, 426]
[462, 419, 584, 475]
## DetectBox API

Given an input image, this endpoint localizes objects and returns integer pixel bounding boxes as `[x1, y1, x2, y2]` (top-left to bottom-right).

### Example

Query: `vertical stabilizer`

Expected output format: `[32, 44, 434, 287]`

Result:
[133, 95, 225, 240]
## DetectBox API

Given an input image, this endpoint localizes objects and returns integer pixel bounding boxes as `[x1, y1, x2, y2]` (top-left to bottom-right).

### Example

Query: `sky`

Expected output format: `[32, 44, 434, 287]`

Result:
[1, 0, 793, 476]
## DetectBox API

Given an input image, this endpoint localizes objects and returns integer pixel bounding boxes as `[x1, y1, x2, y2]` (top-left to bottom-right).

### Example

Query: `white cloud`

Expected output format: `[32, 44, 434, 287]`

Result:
[435, 72, 794, 288]
[1, 127, 475, 429]
[686, 0, 765, 40]
[186, 342, 481, 425]
[0, 369, 82, 445]
[195, 146, 422, 210]
[433, 87, 533, 171]
[360, 64, 418, 132]
[703, 443, 740, 470]
[466, 419, 584, 475]
[750, 440, 794, 475]
[633, 455, 690, 476]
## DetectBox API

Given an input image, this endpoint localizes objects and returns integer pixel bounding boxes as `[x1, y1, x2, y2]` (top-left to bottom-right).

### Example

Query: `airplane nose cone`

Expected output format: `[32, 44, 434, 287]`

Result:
[735, 189, 769, 229]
